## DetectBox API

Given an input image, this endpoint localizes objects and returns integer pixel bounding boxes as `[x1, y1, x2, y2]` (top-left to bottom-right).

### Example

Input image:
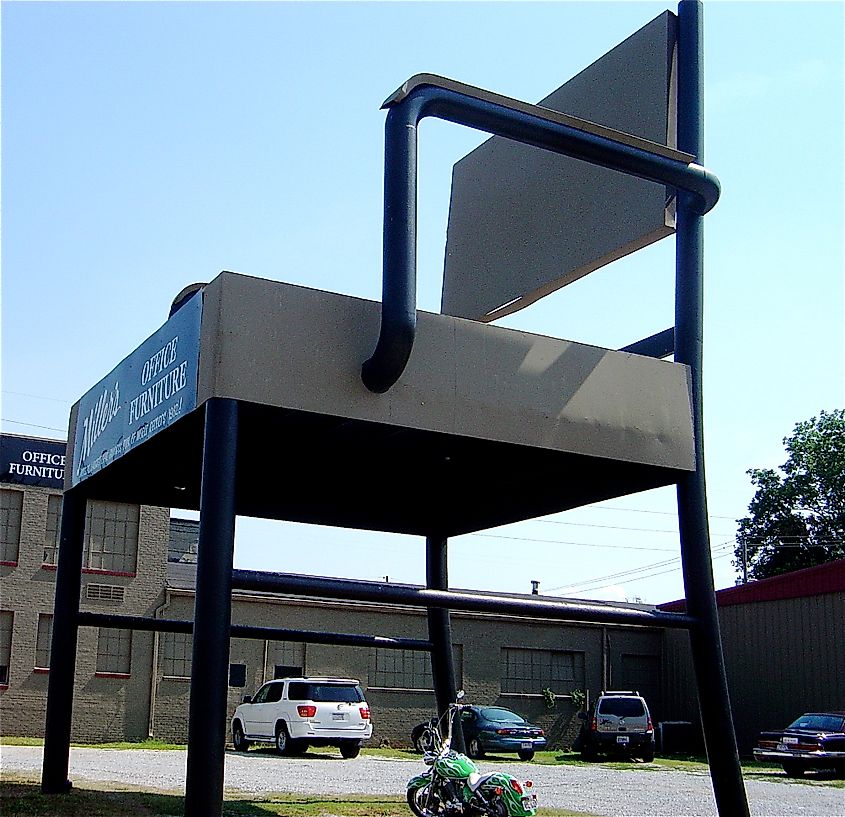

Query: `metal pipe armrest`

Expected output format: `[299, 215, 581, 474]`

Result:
[361, 74, 721, 394]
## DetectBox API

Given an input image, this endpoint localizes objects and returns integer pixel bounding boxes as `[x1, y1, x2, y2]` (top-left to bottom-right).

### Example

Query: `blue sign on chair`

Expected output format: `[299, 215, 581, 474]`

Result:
[71, 291, 202, 486]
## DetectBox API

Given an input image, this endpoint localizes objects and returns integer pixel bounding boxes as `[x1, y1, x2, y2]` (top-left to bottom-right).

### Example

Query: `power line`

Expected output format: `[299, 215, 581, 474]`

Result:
[740, 539, 843, 547]
[533, 517, 735, 538]
[545, 540, 735, 595]
[562, 551, 736, 599]
[469, 533, 679, 552]
[534, 518, 680, 534]
[579, 504, 739, 521]
[548, 556, 681, 592]
[2, 390, 72, 404]
[1, 418, 67, 434]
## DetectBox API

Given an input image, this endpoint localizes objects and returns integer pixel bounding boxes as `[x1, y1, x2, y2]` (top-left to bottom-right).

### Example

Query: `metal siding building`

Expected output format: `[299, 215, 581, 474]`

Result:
[661, 561, 845, 753]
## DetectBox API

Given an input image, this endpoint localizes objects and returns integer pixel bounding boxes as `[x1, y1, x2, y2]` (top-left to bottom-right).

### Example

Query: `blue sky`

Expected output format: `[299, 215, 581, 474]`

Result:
[2, 1, 843, 603]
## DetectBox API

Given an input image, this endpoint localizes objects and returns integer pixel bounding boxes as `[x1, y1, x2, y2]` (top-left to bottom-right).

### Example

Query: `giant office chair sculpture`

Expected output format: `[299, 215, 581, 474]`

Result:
[42, 4, 749, 816]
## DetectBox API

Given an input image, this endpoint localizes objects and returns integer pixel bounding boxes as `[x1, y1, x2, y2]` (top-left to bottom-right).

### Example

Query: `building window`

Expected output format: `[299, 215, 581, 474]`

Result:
[0, 489, 23, 564]
[229, 663, 247, 687]
[41, 497, 140, 574]
[84, 500, 139, 574]
[35, 614, 53, 670]
[0, 611, 13, 685]
[168, 517, 199, 564]
[501, 647, 584, 694]
[96, 628, 132, 675]
[267, 640, 305, 679]
[44, 494, 62, 565]
[161, 631, 192, 678]
[371, 645, 463, 690]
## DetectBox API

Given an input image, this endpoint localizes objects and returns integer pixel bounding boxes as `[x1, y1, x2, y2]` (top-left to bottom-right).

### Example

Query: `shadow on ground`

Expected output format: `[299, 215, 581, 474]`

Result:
[0, 780, 409, 817]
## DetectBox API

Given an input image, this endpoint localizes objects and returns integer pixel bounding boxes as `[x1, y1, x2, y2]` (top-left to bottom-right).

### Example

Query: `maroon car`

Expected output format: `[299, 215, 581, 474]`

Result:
[753, 712, 845, 777]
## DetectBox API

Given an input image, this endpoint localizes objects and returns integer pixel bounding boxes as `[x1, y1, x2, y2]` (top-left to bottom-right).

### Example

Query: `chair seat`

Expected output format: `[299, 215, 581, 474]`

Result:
[69, 272, 693, 536]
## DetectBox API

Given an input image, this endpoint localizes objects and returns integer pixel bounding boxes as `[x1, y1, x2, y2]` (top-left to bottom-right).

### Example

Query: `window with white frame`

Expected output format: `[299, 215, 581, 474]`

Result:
[501, 647, 584, 694]
[0, 489, 23, 564]
[35, 614, 53, 670]
[0, 611, 13, 685]
[160, 631, 192, 678]
[371, 645, 463, 690]
[43, 494, 62, 565]
[96, 627, 132, 675]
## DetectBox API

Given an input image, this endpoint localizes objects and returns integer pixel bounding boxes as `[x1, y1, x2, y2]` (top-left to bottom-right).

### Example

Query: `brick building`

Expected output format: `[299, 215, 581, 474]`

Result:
[0, 433, 169, 741]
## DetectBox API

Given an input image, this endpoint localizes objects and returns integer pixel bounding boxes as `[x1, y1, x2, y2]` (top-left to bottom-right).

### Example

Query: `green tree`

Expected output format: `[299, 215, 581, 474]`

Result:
[734, 409, 845, 581]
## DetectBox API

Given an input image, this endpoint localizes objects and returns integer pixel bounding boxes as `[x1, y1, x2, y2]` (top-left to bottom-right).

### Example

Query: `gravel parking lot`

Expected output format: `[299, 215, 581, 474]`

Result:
[1, 746, 842, 817]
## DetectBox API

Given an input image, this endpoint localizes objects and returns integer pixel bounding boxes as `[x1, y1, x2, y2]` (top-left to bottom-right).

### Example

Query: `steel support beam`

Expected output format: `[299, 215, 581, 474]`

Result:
[619, 327, 674, 359]
[675, 3, 750, 816]
[41, 487, 88, 794]
[185, 399, 239, 817]
[231, 569, 695, 629]
[76, 611, 432, 651]
[426, 536, 464, 752]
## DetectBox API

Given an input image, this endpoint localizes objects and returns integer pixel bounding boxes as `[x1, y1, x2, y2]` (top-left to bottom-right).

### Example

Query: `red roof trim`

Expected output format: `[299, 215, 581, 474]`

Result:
[659, 558, 845, 612]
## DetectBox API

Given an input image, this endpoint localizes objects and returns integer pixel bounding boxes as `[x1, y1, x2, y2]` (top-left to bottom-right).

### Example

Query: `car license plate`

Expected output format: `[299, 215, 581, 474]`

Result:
[521, 742, 532, 750]
[783, 736, 798, 744]
[332, 713, 347, 721]
[616, 736, 630, 745]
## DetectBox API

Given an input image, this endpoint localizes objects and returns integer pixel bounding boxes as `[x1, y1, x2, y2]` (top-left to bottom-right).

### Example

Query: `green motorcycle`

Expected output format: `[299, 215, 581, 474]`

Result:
[406, 692, 537, 817]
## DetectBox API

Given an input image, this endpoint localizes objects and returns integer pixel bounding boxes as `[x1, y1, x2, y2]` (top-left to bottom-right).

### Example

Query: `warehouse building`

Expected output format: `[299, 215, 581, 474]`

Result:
[1, 432, 666, 747]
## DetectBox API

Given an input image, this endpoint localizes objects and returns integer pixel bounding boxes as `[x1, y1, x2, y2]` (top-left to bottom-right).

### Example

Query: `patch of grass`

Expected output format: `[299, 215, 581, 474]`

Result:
[71, 738, 187, 751]
[741, 767, 845, 788]
[0, 776, 183, 816]
[0, 736, 186, 750]
[0, 775, 592, 816]
[359, 747, 420, 760]
[1, 737, 44, 747]
[464, 750, 704, 771]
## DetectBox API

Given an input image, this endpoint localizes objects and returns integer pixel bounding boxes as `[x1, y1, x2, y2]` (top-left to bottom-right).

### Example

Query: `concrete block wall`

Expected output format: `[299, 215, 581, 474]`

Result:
[151, 591, 662, 749]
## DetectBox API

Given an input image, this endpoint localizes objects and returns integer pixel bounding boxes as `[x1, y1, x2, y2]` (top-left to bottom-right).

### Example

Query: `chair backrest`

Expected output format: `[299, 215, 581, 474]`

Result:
[441, 10, 679, 323]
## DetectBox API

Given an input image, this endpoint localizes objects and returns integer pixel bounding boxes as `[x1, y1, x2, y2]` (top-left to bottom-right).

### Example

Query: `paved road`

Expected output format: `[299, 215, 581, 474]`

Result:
[1, 746, 842, 817]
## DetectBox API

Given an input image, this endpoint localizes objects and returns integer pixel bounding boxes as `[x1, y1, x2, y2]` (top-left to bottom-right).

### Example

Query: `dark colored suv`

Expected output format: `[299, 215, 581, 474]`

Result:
[578, 691, 655, 761]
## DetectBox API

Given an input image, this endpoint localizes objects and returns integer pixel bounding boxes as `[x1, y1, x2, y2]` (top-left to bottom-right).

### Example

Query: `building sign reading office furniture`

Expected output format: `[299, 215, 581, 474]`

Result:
[1, 435, 66, 489]
[71, 293, 202, 486]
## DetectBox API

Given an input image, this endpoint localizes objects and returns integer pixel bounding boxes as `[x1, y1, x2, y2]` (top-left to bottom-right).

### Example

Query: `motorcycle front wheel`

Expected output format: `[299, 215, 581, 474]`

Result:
[407, 784, 441, 817]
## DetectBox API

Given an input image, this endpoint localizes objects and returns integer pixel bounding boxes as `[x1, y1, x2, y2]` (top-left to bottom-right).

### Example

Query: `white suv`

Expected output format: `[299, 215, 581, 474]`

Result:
[231, 677, 372, 758]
